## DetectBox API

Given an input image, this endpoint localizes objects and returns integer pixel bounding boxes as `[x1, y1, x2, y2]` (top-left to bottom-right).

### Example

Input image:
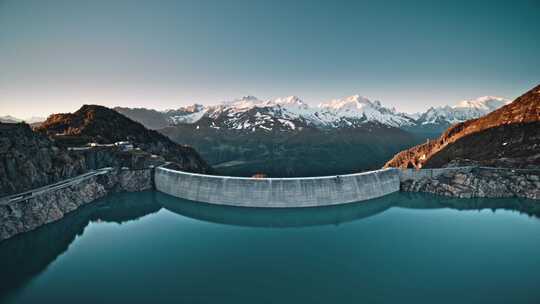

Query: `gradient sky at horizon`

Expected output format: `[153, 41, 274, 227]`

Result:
[1, 0, 539, 118]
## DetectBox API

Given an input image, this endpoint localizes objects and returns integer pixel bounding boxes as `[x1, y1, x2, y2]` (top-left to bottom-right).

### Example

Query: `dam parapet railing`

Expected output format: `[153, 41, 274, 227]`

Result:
[155, 167, 401, 208]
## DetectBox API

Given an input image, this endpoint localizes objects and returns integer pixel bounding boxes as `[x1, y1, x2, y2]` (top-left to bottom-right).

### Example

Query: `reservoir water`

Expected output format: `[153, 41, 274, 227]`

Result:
[1, 191, 539, 303]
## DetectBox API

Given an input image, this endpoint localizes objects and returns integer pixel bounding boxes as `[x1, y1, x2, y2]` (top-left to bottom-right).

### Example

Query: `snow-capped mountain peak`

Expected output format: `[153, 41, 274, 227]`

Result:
[223, 95, 267, 109]
[114, 93, 510, 134]
[319, 95, 374, 111]
[415, 96, 510, 129]
[166, 103, 208, 124]
[318, 95, 414, 128]
[454, 96, 509, 111]
[177, 94, 417, 130]
[271, 96, 308, 108]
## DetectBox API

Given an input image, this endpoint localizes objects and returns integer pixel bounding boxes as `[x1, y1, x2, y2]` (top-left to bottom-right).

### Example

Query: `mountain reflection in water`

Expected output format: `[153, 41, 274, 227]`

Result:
[0, 192, 162, 302]
[0, 191, 539, 302]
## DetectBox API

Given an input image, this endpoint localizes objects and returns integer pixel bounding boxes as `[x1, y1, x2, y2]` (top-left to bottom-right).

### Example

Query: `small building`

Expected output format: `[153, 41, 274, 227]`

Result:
[115, 141, 134, 151]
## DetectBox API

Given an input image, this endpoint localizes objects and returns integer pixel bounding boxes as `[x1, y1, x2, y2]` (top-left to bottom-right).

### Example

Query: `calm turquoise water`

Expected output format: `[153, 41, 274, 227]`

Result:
[1, 191, 540, 304]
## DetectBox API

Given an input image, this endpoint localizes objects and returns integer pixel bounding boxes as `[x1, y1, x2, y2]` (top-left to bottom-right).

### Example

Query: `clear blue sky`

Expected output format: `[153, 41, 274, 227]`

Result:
[1, 0, 539, 118]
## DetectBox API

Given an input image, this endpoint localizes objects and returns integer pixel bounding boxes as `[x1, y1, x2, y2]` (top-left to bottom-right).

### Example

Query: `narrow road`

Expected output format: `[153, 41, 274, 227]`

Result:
[0, 168, 113, 205]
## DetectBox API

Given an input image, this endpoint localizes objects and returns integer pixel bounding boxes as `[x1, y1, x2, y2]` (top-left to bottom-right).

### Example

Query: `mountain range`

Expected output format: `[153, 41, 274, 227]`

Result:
[112, 94, 511, 177]
[385, 84, 540, 169]
[1, 92, 519, 178]
[409, 96, 510, 133]
[0, 116, 46, 124]
[115, 95, 509, 134]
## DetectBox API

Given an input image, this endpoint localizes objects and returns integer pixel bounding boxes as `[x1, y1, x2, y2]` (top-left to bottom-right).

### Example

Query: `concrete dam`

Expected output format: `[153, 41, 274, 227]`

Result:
[154, 166, 401, 208]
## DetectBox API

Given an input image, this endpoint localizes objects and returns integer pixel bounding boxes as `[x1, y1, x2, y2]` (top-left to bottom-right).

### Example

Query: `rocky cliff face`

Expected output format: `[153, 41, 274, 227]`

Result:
[0, 122, 166, 197]
[385, 84, 540, 169]
[0, 168, 153, 241]
[0, 105, 210, 241]
[37, 104, 211, 174]
[401, 168, 540, 200]
[0, 123, 86, 196]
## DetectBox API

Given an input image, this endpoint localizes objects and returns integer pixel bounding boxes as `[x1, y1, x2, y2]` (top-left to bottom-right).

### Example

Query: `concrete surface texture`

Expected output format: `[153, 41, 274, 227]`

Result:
[155, 167, 401, 208]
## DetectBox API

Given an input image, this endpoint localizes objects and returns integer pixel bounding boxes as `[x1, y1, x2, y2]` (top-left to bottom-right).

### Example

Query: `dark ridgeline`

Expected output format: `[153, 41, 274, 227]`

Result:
[36, 104, 211, 173]
[385, 84, 540, 169]
[113, 106, 171, 130]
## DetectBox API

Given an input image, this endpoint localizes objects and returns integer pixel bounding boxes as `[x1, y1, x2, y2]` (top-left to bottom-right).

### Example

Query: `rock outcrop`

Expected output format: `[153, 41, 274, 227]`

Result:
[0, 123, 86, 196]
[401, 167, 540, 200]
[385, 84, 540, 169]
[0, 169, 153, 241]
[0, 122, 166, 197]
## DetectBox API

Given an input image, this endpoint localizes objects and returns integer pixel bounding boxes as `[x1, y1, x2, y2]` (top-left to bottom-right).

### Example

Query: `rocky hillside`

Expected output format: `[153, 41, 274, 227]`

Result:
[0, 123, 86, 196]
[401, 167, 540, 200]
[385, 84, 540, 169]
[36, 105, 211, 173]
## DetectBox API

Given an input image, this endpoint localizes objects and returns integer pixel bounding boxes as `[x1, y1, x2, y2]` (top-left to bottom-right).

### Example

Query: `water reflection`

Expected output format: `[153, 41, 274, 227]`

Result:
[0, 191, 539, 302]
[397, 192, 540, 218]
[159, 192, 540, 227]
[157, 194, 394, 228]
[0, 191, 161, 302]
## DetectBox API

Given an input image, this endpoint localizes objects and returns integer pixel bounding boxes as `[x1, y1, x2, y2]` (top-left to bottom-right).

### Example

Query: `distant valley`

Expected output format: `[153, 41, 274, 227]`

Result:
[115, 94, 509, 177]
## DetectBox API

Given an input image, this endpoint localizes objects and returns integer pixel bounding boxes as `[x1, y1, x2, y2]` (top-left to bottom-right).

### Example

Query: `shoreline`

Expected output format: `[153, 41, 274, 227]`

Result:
[1, 165, 538, 241]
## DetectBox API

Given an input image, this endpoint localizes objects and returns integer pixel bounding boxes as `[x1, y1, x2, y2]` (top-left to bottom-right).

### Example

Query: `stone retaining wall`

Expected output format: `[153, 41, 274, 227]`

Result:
[0, 168, 153, 241]
[400, 167, 540, 200]
[397, 166, 475, 182]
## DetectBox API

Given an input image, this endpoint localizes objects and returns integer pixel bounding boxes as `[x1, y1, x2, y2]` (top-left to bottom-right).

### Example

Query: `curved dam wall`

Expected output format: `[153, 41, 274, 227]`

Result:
[154, 167, 400, 208]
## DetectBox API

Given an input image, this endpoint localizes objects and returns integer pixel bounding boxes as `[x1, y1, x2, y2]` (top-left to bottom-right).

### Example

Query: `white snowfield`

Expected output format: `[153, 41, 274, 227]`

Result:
[416, 96, 510, 126]
[160, 94, 509, 132]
